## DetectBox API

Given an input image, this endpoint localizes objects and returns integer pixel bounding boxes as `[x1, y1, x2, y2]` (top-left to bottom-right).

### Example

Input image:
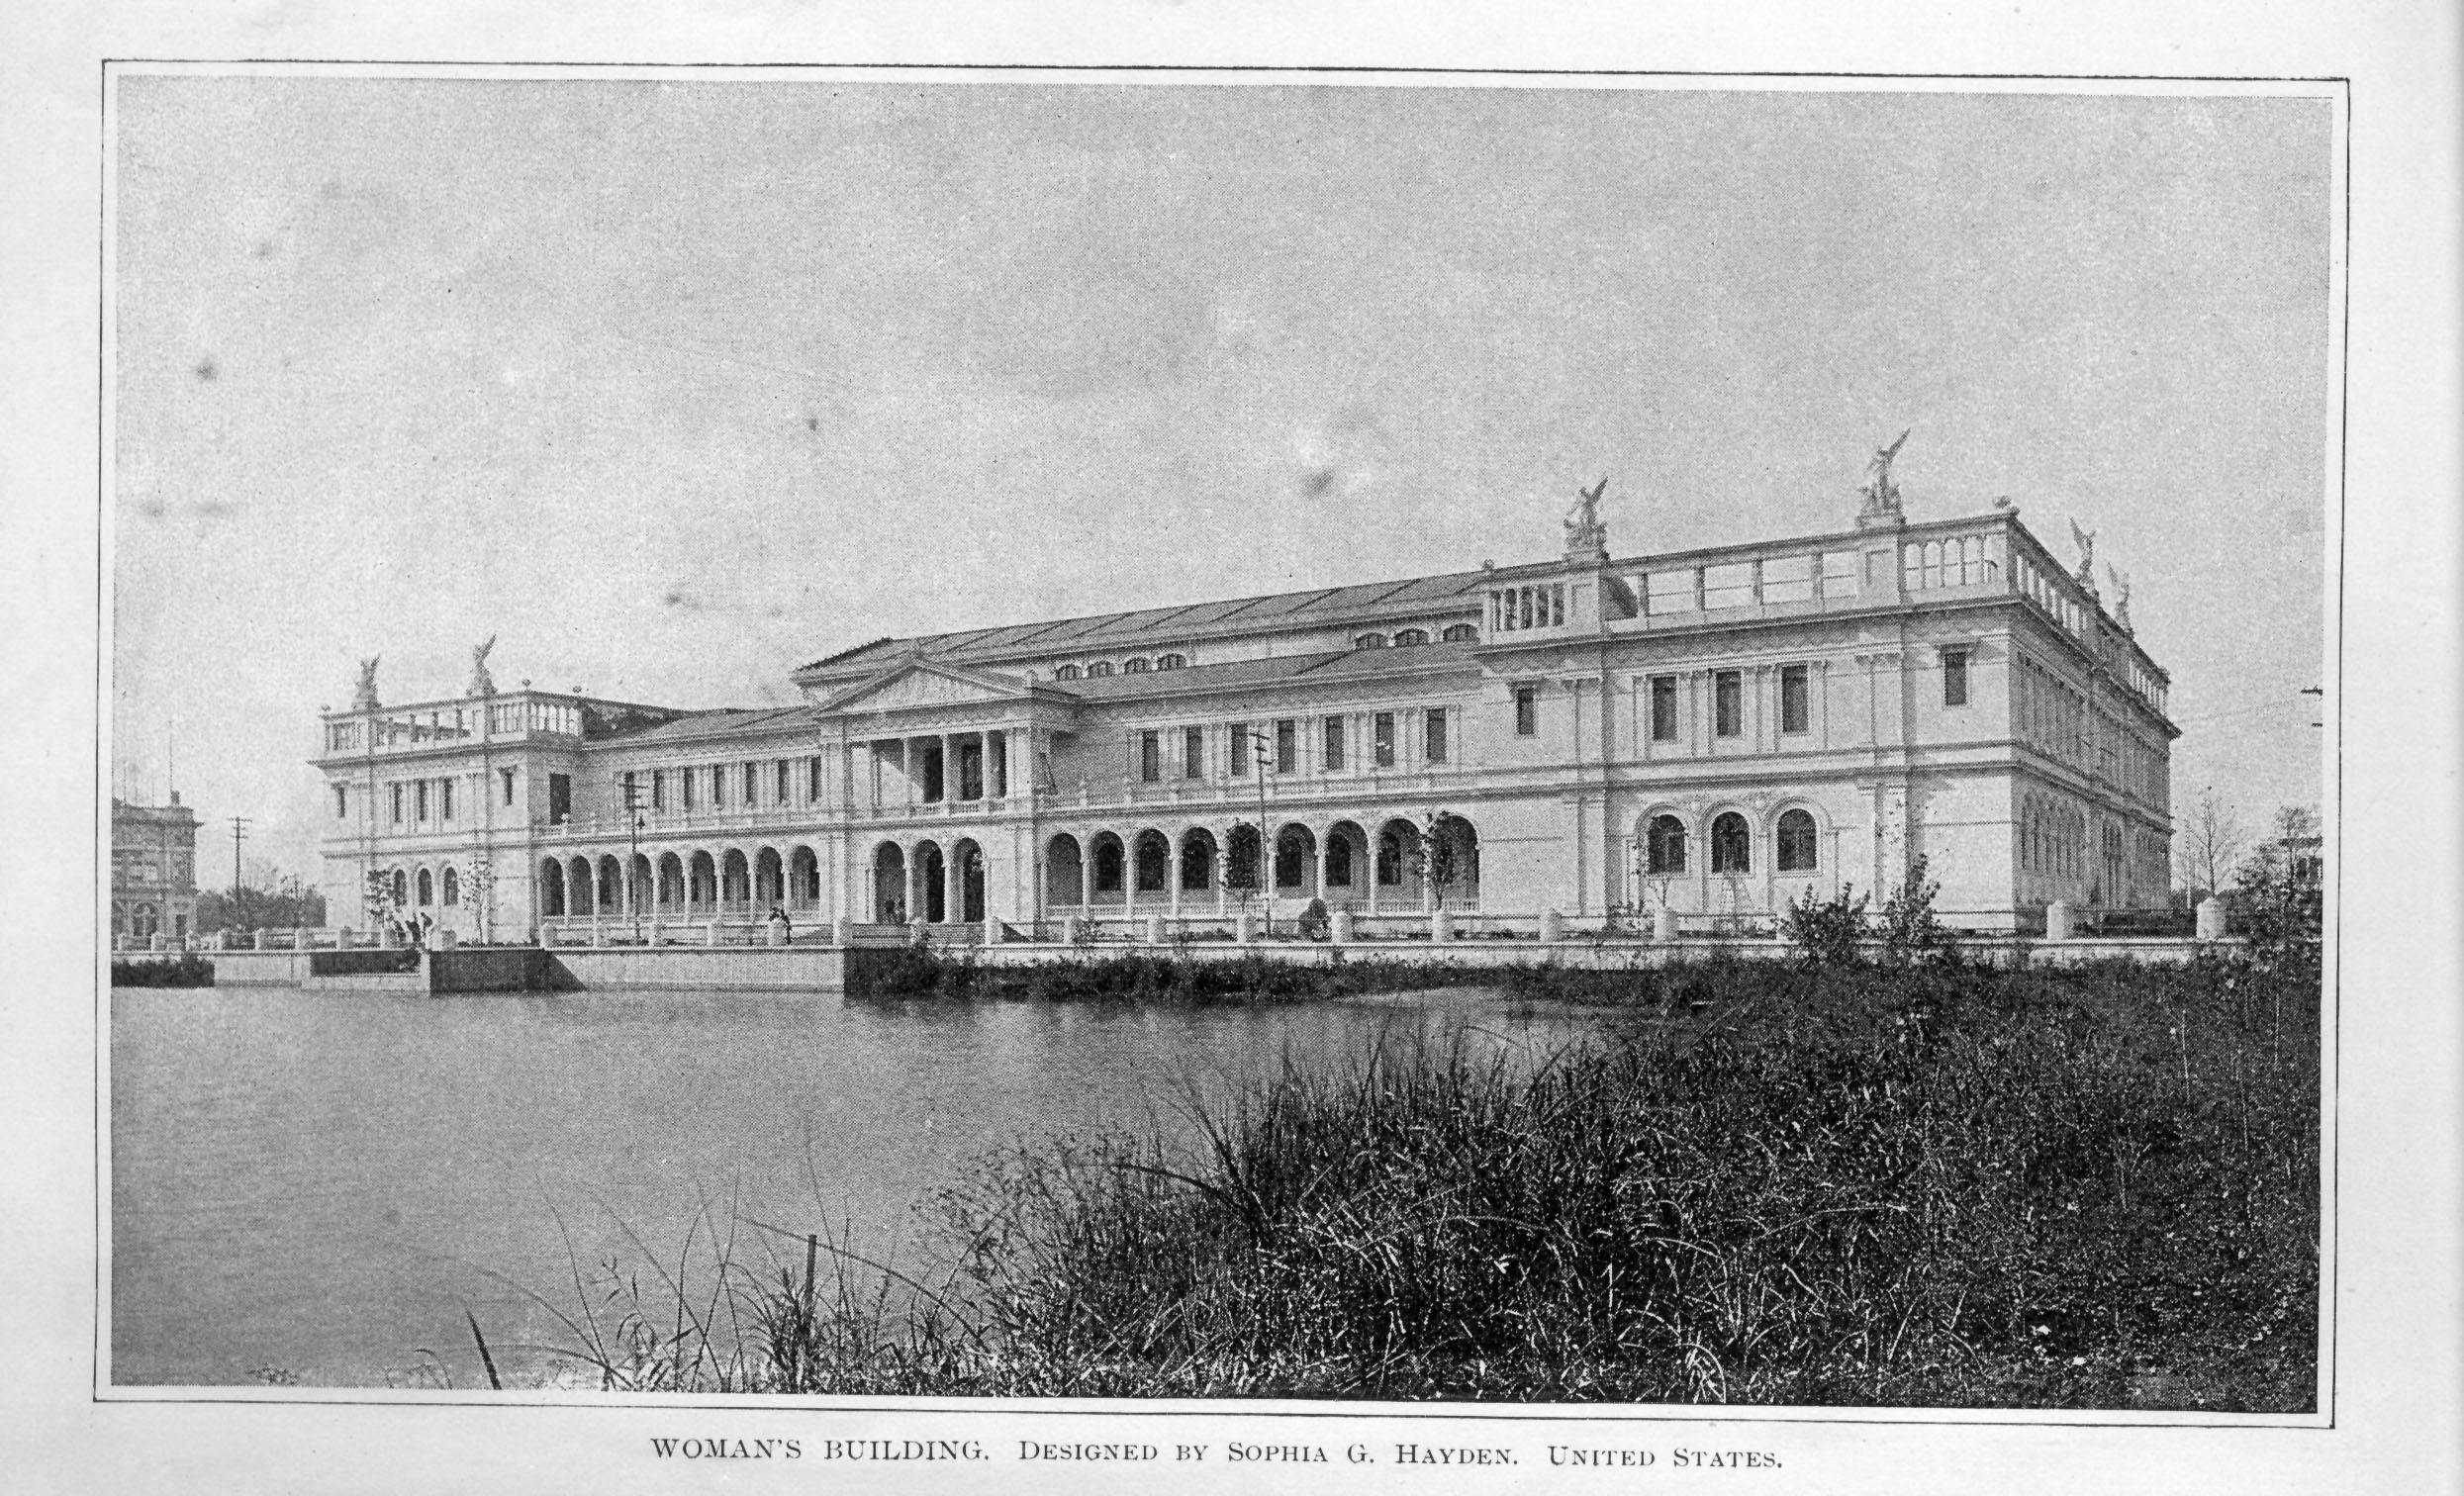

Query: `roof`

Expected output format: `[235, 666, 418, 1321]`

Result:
[794, 567, 1496, 674]
[1059, 641, 1474, 699]
[595, 705, 819, 746]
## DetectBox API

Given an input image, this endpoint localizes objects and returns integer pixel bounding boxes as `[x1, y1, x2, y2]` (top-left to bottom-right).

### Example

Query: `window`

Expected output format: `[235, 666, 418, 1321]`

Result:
[1354, 632, 1388, 650]
[415, 781, 430, 820]
[743, 762, 759, 806]
[807, 755, 824, 800]
[1123, 657, 1151, 673]
[1424, 707, 1449, 764]
[1650, 675, 1678, 742]
[620, 770, 638, 811]
[500, 767, 516, 805]
[548, 773, 572, 825]
[1134, 834, 1168, 892]
[1514, 685, 1538, 737]
[1780, 664, 1810, 734]
[441, 867, 459, 905]
[1710, 811, 1752, 874]
[1139, 730, 1161, 783]
[1086, 661, 1114, 678]
[681, 769, 696, 810]
[1377, 831, 1402, 885]
[1714, 671, 1743, 737]
[333, 786, 348, 818]
[1326, 835, 1354, 887]
[1776, 808, 1819, 872]
[1275, 719, 1297, 773]
[416, 869, 432, 906]
[1374, 711, 1396, 768]
[1441, 623, 1477, 643]
[650, 770, 666, 810]
[1229, 722, 1249, 776]
[1323, 716, 1346, 771]
[391, 869, 408, 905]
[439, 778, 455, 821]
[1646, 814, 1688, 875]
[1156, 653, 1186, 670]
[1054, 663, 1082, 681]
[1943, 647, 1971, 707]
[1184, 726, 1204, 779]
[1092, 839, 1124, 894]
[1393, 628, 1429, 647]
[777, 760, 792, 801]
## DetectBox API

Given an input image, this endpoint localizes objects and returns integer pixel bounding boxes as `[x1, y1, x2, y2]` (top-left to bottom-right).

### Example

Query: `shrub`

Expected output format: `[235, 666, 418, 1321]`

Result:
[1878, 855, 1958, 967]
[1783, 884, 1870, 967]
[111, 954, 215, 987]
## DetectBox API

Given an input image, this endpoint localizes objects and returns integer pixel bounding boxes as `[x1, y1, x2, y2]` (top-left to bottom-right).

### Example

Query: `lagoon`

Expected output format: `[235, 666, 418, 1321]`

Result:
[110, 983, 1604, 1388]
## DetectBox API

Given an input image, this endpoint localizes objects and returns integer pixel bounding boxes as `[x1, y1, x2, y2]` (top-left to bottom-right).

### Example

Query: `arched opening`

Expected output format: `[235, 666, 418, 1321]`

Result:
[441, 866, 460, 906]
[1776, 809, 1820, 873]
[627, 854, 652, 915]
[753, 847, 785, 907]
[1376, 818, 1424, 903]
[597, 856, 622, 911]
[1046, 834, 1085, 908]
[914, 840, 947, 923]
[1224, 824, 1263, 899]
[788, 846, 820, 909]
[1646, 814, 1689, 876]
[952, 838, 986, 923]
[1441, 622, 1477, 643]
[391, 868, 409, 907]
[132, 902, 159, 938]
[720, 848, 751, 907]
[1132, 830, 1171, 897]
[1711, 812, 1752, 875]
[1392, 628, 1429, 646]
[1323, 820, 1369, 897]
[416, 867, 435, 907]
[1427, 815, 1480, 907]
[1274, 824, 1318, 896]
[1089, 832, 1126, 906]
[688, 851, 718, 911]
[657, 852, 686, 911]
[872, 842, 908, 923]
[535, 860, 564, 918]
[1179, 828, 1217, 893]
[567, 857, 593, 916]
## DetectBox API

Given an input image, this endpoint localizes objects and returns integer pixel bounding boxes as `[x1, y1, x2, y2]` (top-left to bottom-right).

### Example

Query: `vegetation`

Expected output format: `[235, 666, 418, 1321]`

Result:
[851, 946, 1513, 1004]
[516, 955, 2317, 1410]
[111, 954, 215, 987]
[194, 879, 327, 935]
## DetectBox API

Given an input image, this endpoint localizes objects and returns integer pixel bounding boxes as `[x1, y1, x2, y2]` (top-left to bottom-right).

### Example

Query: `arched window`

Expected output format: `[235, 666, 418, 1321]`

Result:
[1122, 657, 1151, 674]
[1710, 812, 1752, 875]
[441, 867, 460, 905]
[1645, 815, 1687, 875]
[1085, 661, 1114, 678]
[1133, 831, 1170, 892]
[1441, 623, 1477, 643]
[1354, 632, 1388, 649]
[1155, 653, 1186, 670]
[1392, 628, 1429, 647]
[391, 868, 409, 905]
[1776, 809, 1819, 872]
[1054, 664, 1081, 681]
[416, 868, 434, 906]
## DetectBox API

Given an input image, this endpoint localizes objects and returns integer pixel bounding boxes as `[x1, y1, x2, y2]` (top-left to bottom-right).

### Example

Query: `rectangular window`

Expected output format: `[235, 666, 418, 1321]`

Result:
[548, 773, 572, 825]
[651, 770, 666, 810]
[439, 778, 455, 821]
[1943, 648, 1971, 706]
[1374, 711, 1396, 768]
[1139, 730, 1161, 783]
[621, 770, 638, 812]
[333, 785, 348, 818]
[500, 767, 515, 806]
[682, 768, 696, 810]
[415, 780, 430, 820]
[1323, 716, 1346, 772]
[1514, 684, 1538, 737]
[1424, 708, 1449, 764]
[743, 762, 759, 806]
[807, 755, 824, 801]
[1183, 725, 1204, 779]
[1715, 671, 1743, 737]
[776, 760, 792, 802]
[1275, 718, 1297, 774]
[1650, 675, 1678, 742]
[1780, 664, 1810, 734]
[1229, 722, 1249, 776]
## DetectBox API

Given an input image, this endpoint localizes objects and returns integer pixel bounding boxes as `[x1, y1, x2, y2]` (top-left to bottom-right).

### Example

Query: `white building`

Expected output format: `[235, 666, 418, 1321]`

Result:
[316, 480, 2174, 940]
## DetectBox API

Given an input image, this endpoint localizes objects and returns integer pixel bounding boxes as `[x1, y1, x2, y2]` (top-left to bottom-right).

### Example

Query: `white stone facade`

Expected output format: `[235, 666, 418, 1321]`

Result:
[316, 503, 2175, 939]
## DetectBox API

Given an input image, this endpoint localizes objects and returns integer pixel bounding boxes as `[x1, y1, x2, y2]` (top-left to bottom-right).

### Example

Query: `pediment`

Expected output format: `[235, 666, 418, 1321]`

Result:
[815, 661, 1042, 717]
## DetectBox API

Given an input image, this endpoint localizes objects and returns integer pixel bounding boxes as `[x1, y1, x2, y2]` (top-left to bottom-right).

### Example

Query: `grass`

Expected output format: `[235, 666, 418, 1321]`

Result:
[503, 953, 2318, 1409]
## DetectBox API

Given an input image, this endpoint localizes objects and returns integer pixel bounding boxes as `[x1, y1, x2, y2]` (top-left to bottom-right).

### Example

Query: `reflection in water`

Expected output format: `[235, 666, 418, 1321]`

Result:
[112, 985, 1606, 1387]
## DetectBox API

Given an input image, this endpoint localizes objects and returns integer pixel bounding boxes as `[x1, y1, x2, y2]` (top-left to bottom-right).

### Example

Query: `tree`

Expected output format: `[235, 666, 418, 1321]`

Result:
[2227, 804, 2322, 969]
[2174, 786, 2247, 905]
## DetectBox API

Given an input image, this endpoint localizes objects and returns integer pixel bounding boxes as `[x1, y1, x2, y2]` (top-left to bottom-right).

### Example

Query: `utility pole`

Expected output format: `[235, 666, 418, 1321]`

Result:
[622, 774, 646, 943]
[1251, 727, 1274, 937]
[2301, 685, 2322, 729]
[228, 817, 251, 927]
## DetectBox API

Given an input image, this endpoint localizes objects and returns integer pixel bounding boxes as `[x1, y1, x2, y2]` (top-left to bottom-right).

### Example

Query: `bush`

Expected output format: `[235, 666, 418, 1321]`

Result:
[111, 954, 214, 987]
[1878, 855, 1958, 968]
[1784, 884, 1870, 967]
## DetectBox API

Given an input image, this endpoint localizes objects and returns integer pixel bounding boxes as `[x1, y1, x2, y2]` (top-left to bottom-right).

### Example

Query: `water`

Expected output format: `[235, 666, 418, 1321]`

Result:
[110, 984, 1608, 1388]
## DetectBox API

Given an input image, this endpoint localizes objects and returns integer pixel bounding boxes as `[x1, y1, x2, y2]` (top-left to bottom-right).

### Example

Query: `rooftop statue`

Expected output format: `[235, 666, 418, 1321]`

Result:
[1855, 429, 1909, 524]
[1564, 477, 1609, 552]
[2069, 519, 2099, 592]
[468, 634, 499, 698]
[352, 656, 380, 711]
[2105, 563, 2133, 631]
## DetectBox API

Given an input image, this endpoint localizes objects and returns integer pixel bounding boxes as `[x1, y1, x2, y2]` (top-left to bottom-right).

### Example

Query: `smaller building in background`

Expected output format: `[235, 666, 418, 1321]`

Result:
[113, 795, 200, 943]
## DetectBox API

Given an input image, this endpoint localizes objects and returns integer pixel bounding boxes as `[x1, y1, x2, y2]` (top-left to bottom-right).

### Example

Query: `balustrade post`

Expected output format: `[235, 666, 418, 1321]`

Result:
[2044, 900, 2073, 942]
[2195, 897, 2227, 941]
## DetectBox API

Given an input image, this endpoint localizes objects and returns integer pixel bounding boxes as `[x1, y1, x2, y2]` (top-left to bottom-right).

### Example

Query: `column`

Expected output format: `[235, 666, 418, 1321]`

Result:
[945, 851, 961, 925]
[943, 733, 958, 804]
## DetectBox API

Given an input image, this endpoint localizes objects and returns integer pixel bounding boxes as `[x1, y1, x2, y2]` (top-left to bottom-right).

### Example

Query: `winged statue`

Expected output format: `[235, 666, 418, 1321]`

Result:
[2104, 563, 2133, 630]
[2068, 519, 2098, 586]
[468, 634, 499, 698]
[1564, 477, 1609, 550]
[352, 656, 381, 711]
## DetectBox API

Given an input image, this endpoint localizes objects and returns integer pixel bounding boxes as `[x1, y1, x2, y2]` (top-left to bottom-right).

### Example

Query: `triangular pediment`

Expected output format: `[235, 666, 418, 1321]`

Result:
[814, 659, 1048, 716]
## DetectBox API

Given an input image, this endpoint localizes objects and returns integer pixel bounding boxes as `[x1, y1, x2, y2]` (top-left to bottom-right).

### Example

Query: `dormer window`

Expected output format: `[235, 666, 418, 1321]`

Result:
[1355, 632, 1388, 649]
[1054, 664, 1081, 681]
[1392, 628, 1429, 646]
[1155, 653, 1186, 670]
[1122, 657, 1151, 673]
[1441, 623, 1477, 643]
[1085, 661, 1114, 678]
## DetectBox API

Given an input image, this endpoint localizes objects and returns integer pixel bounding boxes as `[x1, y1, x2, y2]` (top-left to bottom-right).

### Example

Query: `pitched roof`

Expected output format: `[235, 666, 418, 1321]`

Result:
[596, 705, 818, 746]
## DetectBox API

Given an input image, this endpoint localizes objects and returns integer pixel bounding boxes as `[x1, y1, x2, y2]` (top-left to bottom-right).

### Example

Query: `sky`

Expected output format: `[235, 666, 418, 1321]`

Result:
[110, 75, 2333, 882]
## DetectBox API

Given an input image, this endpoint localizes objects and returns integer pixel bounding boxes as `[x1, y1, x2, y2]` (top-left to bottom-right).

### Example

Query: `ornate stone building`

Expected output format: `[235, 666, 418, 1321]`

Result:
[315, 481, 2175, 940]
[112, 795, 200, 943]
